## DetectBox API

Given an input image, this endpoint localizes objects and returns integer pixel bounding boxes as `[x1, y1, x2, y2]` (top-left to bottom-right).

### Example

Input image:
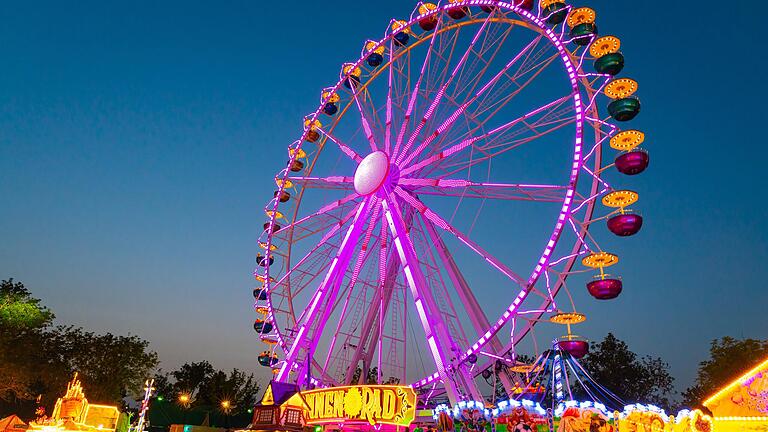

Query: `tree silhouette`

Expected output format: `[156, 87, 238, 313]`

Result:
[580, 333, 675, 409]
[0, 279, 157, 410]
[153, 362, 260, 411]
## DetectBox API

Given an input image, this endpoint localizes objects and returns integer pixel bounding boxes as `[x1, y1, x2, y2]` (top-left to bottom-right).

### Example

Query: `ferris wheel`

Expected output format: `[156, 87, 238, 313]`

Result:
[253, 0, 648, 404]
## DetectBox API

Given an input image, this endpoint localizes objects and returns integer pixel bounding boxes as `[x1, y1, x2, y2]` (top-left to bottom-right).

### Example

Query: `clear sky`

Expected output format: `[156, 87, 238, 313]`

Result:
[1, 0, 766, 398]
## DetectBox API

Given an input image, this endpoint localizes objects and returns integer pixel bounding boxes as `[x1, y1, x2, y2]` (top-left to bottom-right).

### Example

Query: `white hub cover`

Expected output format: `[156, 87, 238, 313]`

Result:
[354, 151, 390, 196]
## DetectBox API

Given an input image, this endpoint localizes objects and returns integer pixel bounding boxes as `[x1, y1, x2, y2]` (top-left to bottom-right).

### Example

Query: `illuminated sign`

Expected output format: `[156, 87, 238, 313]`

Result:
[301, 385, 417, 426]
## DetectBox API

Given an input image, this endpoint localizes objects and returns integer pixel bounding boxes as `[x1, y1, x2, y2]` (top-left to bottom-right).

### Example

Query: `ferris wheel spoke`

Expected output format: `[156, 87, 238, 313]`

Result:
[401, 93, 572, 177]
[398, 178, 567, 202]
[349, 83, 380, 152]
[276, 197, 374, 385]
[384, 52, 411, 152]
[323, 243, 388, 381]
[341, 207, 406, 384]
[316, 126, 363, 162]
[417, 214, 519, 394]
[392, 23, 467, 157]
[410, 43, 562, 173]
[394, 186, 527, 288]
[396, 16, 494, 165]
[271, 192, 360, 244]
[381, 192, 482, 401]
[384, 39, 396, 154]
[398, 34, 546, 169]
[287, 175, 354, 191]
[412, 52, 562, 174]
[448, 14, 516, 101]
[418, 22, 462, 105]
[391, 13, 450, 159]
[410, 28, 559, 171]
[471, 53, 560, 121]
[421, 101, 574, 182]
[429, 22, 515, 136]
[341, 266, 404, 385]
[428, 108, 574, 179]
[409, 219, 471, 348]
[322, 203, 383, 376]
[454, 28, 542, 103]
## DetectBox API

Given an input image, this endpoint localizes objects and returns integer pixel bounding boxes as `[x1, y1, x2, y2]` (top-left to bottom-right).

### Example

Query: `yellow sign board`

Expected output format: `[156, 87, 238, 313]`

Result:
[301, 385, 417, 426]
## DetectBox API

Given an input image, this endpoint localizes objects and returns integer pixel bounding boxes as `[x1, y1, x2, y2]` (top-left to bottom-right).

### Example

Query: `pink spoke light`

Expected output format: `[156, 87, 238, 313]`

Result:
[288, 175, 354, 190]
[396, 16, 493, 165]
[401, 94, 571, 176]
[349, 84, 380, 152]
[392, 14, 446, 158]
[399, 35, 545, 168]
[317, 126, 363, 162]
[395, 186, 527, 286]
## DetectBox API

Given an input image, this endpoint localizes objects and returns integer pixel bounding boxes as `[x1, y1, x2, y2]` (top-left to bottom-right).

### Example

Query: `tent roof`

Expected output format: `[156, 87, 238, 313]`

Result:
[258, 381, 299, 407]
[0, 415, 28, 432]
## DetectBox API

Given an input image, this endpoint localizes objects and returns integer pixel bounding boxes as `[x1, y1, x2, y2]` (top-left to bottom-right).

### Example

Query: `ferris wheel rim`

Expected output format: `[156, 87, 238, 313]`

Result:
[256, 0, 606, 389]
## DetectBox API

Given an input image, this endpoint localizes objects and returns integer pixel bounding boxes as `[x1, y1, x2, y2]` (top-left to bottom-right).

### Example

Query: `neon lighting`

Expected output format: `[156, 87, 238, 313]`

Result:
[703, 355, 768, 406]
[28, 374, 121, 432]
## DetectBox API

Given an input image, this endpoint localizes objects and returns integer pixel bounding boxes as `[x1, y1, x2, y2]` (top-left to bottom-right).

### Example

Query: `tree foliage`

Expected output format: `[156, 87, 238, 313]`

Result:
[43, 326, 158, 405]
[682, 336, 768, 409]
[1, 279, 54, 329]
[580, 333, 675, 409]
[197, 369, 260, 408]
[170, 361, 215, 396]
[0, 279, 158, 413]
[0, 279, 60, 403]
[153, 362, 260, 411]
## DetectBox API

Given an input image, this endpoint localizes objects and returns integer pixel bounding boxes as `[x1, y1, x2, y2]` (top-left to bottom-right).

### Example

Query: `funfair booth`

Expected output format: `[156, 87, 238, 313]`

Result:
[703, 356, 768, 432]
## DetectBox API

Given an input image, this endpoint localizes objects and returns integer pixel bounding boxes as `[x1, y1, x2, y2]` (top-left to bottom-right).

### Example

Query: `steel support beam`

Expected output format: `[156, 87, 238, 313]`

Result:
[420, 216, 521, 396]
[381, 194, 482, 403]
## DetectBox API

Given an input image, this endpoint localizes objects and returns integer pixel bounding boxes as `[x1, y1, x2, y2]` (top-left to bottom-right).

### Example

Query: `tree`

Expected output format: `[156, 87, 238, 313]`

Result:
[580, 333, 675, 409]
[41, 326, 158, 406]
[151, 370, 174, 400]
[1, 279, 57, 402]
[682, 337, 768, 409]
[196, 369, 260, 409]
[153, 362, 260, 412]
[0, 279, 158, 411]
[171, 361, 215, 396]
[0, 279, 53, 329]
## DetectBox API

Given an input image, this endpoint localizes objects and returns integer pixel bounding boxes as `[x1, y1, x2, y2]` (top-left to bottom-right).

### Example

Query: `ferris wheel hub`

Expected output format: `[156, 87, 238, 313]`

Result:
[354, 150, 390, 195]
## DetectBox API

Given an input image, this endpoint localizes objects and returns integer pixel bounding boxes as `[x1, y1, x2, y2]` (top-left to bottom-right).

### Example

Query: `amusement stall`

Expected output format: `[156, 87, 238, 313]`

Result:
[25, 374, 124, 432]
[703, 356, 768, 432]
[245, 0, 713, 430]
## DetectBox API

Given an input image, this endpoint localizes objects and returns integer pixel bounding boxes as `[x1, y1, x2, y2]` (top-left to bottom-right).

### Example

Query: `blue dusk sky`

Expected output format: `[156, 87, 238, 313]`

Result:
[1, 0, 766, 397]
